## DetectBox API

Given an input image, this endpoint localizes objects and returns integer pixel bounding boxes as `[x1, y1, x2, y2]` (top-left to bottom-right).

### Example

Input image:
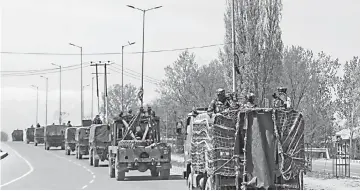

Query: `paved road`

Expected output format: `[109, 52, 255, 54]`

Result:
[311, 159, 360, 177]
[0, 142, 186, 190]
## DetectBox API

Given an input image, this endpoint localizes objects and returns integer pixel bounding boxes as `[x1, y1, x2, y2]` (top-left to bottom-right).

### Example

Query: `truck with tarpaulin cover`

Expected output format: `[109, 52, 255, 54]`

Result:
[12, 130, 23, 141]
[34, 127, 44, 146]
[108, 109, 172, 181]
[75, 120, 92, 159]
[25, 127, 35, 144]
[183, 107, 305, 190]
[65, 127, 77, 155]
[89, 124, 111, 167]
[44, 125, 66, 150]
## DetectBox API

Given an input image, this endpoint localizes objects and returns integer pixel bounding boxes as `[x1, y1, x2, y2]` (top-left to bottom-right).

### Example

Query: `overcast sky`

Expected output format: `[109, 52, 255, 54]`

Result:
[1, 0, 359, 134]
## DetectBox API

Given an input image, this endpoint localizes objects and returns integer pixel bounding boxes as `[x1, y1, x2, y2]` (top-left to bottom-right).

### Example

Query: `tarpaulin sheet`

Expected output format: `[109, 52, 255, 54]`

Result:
[35, 128, 44, 137]
[26, 128, 35, 135]
[241, 110, 276, 189]
[75, 127, 90, 141]
[45, 125, 66, 136]
[65, 127, 77, 142]
[89, 124, 111, 143]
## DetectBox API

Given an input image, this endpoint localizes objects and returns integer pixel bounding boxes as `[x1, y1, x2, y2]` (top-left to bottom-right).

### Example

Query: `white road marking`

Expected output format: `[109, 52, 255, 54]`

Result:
[82, 185, 88, 189]
[89, 180, 94, 184]
[92, 175, 96, 179]
[0, 144, 34, 188]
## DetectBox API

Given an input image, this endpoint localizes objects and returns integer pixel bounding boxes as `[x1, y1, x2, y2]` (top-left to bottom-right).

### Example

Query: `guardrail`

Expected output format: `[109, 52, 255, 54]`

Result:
[305, 147, 330, 159]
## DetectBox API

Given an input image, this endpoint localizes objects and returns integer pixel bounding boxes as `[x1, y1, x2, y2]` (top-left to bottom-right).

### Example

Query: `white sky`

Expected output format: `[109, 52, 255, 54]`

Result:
[1, 0, 359, 134]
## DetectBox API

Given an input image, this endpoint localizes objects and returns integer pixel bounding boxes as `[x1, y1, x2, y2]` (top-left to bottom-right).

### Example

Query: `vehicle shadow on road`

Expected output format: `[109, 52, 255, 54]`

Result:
[124, 175, 183, 181]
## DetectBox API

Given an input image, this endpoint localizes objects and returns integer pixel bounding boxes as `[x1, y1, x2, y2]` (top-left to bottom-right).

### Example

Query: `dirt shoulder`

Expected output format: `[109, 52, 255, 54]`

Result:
[304, 171, 360, 190]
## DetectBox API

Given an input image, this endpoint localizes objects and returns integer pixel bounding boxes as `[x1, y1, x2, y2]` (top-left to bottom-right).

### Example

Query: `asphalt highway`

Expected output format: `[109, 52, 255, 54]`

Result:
[0, 142, 187, 190]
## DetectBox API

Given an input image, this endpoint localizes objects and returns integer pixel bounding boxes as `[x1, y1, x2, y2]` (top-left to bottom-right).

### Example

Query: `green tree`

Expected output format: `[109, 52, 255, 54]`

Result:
[336, 56, 360, 158]
[101, 83, 139, 120]
[219, 0, 283, 105]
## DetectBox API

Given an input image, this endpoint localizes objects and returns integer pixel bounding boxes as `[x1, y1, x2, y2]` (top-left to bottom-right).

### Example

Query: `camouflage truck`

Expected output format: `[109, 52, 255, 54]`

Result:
[25, 127, 35, 144]
[75, 127, 90, 159]
[75, 120, 92, 159]
[89, 124, 111, 167]
[44, 125, 66, 150]
[34, 127, 44, 146]
[65, 127, 77, 155]
[12, 130, 24, 141]
[184, 107, 305, 190]
[108, 109, 172, 181]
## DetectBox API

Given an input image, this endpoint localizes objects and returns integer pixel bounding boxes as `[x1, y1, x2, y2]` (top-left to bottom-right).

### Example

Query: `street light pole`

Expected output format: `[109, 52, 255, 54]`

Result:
[52, 63, 62, 125]
[69, 43, 83, 123]
[121, 41, 135, 111]
[91, 77, 94, 120]
[127, 5, 162, 107]
[40, 76, 48, 127]
[31, 85, 39, 125]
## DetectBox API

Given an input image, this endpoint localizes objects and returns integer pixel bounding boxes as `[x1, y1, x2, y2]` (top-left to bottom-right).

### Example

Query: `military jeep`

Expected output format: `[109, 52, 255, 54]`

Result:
[65, 127, 77, 155]
[34, 127, 44, 146]
[108, 110, 172, 181]
[89, 124, 111, 167]
[75, 127, 90, 159]
[44, 125, 66, 150]
[25, 127, 35, 144]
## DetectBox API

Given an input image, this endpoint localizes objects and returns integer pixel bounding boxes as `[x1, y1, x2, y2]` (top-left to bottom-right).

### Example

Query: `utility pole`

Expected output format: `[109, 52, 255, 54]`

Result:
[40, 76, 48, 127]
[31, 85, 39, 125]
[127, 5, 162, 107]
[122, 41, 135, 111]
[232, 0, 237, 94]
[91, 77, 94, 120]
[51, 63, 62, 125]
[91, 72, 111, 116]
[69, 43, 83, 123]
[91, 61, 112, 123]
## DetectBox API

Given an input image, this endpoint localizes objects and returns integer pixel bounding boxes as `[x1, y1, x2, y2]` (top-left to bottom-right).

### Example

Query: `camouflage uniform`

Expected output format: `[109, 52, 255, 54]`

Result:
[208, 88, 231, 113]
[272, 87, 291, 109]
[244, 93, 256, 108]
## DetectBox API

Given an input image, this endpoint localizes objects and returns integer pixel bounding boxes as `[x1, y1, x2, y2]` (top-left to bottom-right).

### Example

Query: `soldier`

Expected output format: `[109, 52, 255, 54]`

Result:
[67, 121, 72, 127]
[272, 87, 291, 109]
[207, 88, 231, 113]
[36, 123, 41, 128]
[92, 115, 103, 124]
[244, 92, 257, 108]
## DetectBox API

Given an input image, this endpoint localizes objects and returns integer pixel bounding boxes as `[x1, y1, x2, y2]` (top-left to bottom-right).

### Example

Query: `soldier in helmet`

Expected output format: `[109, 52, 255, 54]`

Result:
[244, 92, 257, 108]
[207, 88, 231, 113]
[272, 87, 291, 109]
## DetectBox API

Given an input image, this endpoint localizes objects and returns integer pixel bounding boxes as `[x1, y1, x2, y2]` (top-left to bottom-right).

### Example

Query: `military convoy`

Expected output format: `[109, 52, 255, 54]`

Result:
[65, 127, 77, 155]
[75, 127, 90, 159]
[25, 127, 35, 144]
[44, 125, 66, 150]
[34, 127, 44, 146]
[11, 130, 23, 141]
[108, 109, 172, 181]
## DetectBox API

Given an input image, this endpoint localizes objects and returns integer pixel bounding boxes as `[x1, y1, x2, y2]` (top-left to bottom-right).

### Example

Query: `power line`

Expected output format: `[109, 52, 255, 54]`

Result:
[108, 66, 160, 86]
[111, 64, 161, 83]
[1, 62, 92, 74]
[0, 43, 227, 56]
[1, 64, 91, 77]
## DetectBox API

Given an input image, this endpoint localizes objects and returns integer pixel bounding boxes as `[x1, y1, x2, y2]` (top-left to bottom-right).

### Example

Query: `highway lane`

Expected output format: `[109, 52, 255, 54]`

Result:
[0, 142, 187, 190]
[311, 159, 360, 177]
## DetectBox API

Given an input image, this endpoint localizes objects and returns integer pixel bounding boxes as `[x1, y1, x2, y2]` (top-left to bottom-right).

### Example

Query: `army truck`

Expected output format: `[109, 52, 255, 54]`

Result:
[25, 127, 35, 144]
[184, 107, 306, 190]
[65, 127, 77, 155]
[34, 127, 44, 146]
[12, 130, 24, 141]
[44, 125, 66, 150]
[75, 127, 90, 159]
[108, 109, 172, 181]
[89, 124, 111, 167]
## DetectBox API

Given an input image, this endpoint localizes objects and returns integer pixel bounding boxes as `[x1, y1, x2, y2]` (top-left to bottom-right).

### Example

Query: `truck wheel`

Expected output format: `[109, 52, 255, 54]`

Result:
[151, 169, 159, 177]
[89, 150, 93, 166]
[160, 169, 170, 180]
[94, 158, 99, 167]
[66, 149, 70, 155]
[109, 159, 115, 178]
[79, 153, 83, 159]
[34, 143, 38, 146]
[61, 145, 65, 150]
[26, 140, 29, 144]
[115, 156, 125, 181]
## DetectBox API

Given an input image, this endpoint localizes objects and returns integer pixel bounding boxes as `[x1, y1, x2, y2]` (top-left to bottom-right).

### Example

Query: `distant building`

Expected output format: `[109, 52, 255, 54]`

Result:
[332, 127, 360, 159]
